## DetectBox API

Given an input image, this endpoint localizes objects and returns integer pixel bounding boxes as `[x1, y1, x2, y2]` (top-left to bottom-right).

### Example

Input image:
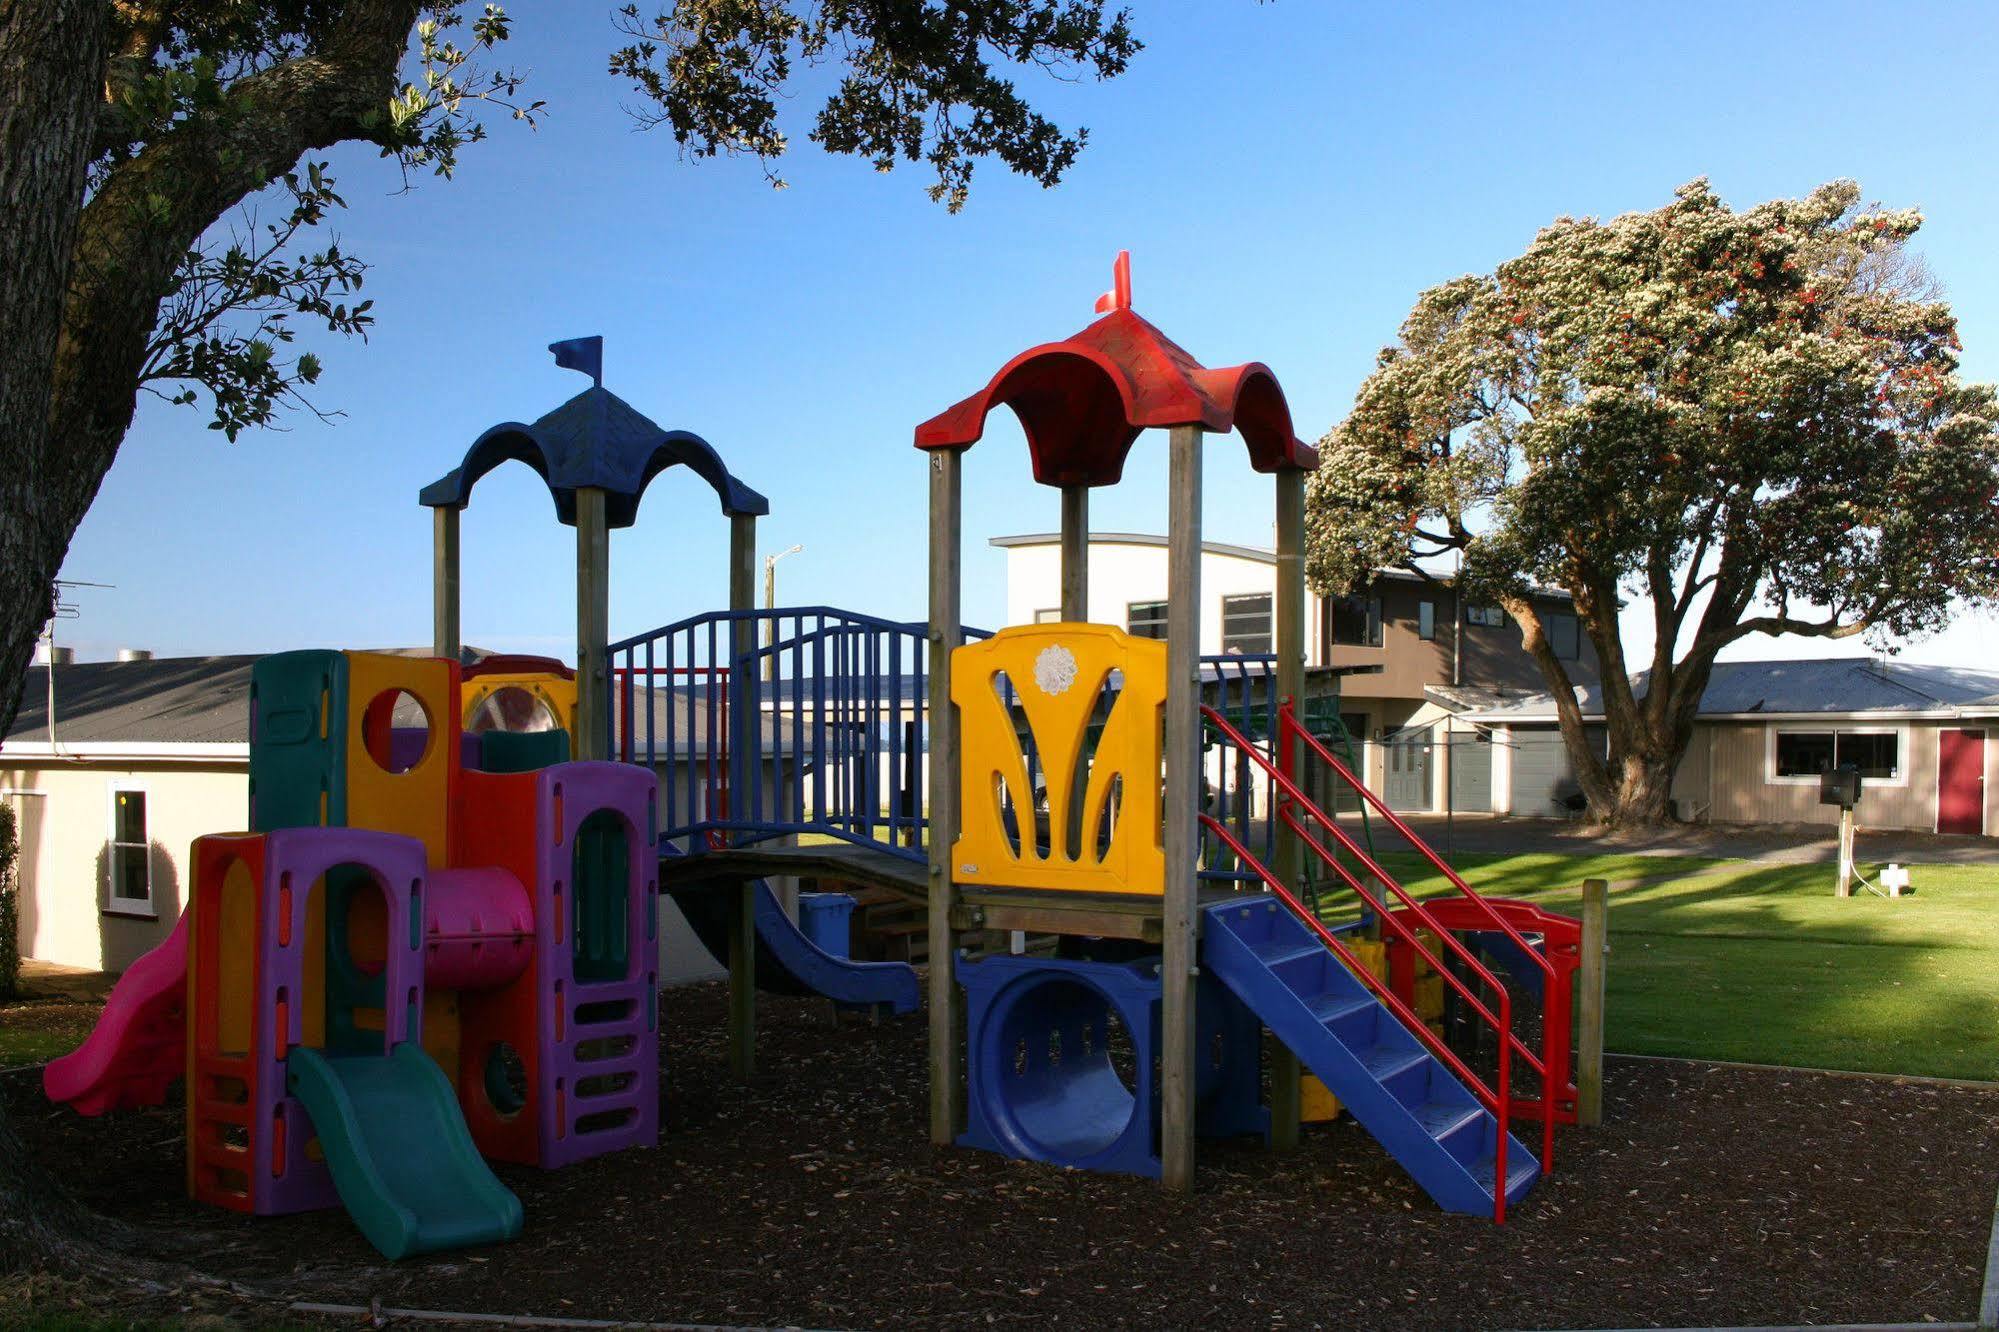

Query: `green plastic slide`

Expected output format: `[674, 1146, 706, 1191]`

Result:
[286, 1044, 524, 1259]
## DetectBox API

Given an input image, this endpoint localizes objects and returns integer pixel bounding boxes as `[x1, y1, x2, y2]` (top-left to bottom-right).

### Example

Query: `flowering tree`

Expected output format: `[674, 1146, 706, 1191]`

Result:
[1306, 180, 1999, 825]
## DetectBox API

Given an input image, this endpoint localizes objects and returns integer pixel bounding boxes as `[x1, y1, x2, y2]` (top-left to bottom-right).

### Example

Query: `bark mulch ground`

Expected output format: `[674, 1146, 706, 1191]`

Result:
[5, 979, 1997, 1330]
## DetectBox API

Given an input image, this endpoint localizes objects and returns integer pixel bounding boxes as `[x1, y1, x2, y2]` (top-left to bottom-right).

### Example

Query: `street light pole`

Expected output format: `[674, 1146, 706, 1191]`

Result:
[762, 544, 803, 683]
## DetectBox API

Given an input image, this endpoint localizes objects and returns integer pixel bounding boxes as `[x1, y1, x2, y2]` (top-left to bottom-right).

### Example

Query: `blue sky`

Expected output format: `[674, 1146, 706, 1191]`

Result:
[54, 1, 1999, 666]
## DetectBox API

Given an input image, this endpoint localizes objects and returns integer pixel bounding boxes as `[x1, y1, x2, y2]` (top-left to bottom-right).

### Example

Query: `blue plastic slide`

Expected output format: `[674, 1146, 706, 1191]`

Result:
[286, 1044, 524, 1259]
[668, 864, 919, 1015]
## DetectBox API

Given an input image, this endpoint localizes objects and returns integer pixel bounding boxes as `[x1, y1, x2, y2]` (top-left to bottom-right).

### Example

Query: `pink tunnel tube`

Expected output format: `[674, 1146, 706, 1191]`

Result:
[424, 865, 534, 990]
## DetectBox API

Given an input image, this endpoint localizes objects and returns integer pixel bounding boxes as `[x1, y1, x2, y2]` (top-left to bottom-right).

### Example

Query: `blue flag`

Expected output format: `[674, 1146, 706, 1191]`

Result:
[548, 335, 604, 386]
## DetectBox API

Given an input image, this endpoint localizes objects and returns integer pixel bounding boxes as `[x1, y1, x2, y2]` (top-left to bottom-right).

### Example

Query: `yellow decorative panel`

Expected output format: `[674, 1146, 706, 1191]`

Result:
[343, 651, 456, 864]
[951, 623, 1165, 895]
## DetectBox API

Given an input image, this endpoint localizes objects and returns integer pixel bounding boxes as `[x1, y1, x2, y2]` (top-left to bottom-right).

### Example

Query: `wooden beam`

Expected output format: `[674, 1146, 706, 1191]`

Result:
[432, 506, 461, 662]
[926, 448, 965, 1145]
[574, 487, 610, 761]
[1059, 484, 1089, 621]
[1578, 878, 1608, 1127]
[1269, 467, 1307, 1150]
[727, 512, 758, 1078]
[1161, 424, 1203, 1191]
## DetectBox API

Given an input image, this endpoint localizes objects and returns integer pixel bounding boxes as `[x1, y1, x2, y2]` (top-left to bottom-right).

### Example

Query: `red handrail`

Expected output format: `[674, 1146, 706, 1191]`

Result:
[1204, 703, 1556, 1189]
[1281, 706, 1557, 988]
[1278, 702, 1560, 1172]
[1201, 815, 1512, 1224]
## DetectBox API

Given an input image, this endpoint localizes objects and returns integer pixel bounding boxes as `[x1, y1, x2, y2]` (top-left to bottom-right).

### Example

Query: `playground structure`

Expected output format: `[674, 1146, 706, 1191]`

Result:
[49, 260, 1593, 1254]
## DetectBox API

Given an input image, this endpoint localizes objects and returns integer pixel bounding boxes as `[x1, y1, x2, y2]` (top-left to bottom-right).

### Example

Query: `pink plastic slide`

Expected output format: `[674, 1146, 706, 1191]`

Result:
[42, 913, 188, 1116]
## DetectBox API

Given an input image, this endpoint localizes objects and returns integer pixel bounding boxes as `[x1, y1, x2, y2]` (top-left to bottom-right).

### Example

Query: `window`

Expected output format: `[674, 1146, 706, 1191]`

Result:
[1126, 600, 1168, 640]
[1417, 600, 1436, 641]
[1327, 594, 1383, 647]
[1465, 605, 1506, 628]
[1221, 593, 1272, 654]
[1771, 728, 1903, 783]
[1546, 611, 1581, 661]
[106, 786, 153, 916]
[1033, 608, 1062, 624]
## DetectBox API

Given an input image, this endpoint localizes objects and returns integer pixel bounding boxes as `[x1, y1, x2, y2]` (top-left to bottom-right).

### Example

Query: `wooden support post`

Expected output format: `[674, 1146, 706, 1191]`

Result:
[432, 505, 461, 662]
[1578, 878, 1608, 1127]
[727, 512, 758, 1078]
[1269, 468, 1306, 1150]
[1837, 807, 1856, 898]
[927, 448, 965, 1145]
[1161, 424, 1203, 1191]
[1059, 484, 1089, 622]
[574, 486, 610, 761]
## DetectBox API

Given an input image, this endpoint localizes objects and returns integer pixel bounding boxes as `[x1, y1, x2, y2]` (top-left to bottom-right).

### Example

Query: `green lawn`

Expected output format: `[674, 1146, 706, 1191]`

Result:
[1313, 851, 1999, 1081]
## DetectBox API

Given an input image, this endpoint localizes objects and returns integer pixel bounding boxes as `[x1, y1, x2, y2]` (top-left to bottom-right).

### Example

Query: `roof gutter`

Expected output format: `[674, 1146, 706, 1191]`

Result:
[0, 741, 249, 764]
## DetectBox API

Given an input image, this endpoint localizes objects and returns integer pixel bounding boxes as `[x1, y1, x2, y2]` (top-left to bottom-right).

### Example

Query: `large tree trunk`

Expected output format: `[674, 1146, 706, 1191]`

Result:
[0, 0, 106, 751]
[0, 0, 114, 1279]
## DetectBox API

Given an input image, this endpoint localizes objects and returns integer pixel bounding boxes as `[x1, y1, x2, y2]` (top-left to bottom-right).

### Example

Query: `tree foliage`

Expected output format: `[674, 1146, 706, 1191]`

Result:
[1307, 179, 1999, 823]
[610, 0, 1140, 211]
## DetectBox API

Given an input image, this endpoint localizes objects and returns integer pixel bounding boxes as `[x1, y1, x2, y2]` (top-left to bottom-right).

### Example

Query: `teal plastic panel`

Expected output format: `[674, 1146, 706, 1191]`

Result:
[250, 650, 348, 832]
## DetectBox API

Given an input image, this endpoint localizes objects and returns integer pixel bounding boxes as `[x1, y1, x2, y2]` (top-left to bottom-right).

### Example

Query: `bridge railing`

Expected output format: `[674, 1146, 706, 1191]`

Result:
[609, 608, 990, 859]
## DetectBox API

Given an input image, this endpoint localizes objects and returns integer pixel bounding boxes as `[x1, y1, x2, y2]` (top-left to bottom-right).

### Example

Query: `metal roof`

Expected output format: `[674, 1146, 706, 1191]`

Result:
[1461, 658, 1999, 724]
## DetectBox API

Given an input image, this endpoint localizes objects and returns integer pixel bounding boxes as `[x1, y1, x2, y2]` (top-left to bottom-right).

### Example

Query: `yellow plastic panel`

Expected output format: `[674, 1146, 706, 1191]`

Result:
[462, 672, 579, 744]
[951, 623, 1165, 895]
[215, 858, 257, 1058]
[343, 651, 456, 864]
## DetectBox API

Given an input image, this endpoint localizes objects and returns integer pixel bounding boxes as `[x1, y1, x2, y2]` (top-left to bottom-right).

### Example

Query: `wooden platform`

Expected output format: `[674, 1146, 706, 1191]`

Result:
[658, 840, 1253, 944]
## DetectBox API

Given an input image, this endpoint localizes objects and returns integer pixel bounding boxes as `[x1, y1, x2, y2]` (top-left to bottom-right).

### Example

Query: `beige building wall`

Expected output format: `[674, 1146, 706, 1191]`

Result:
[1703, 721, 1939, 831]
[3, 760, 248, 971]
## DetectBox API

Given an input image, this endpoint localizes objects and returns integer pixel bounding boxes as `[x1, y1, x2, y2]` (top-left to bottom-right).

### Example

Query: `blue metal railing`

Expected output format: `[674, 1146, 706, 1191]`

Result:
[609, 607, 992, 860]
[610, 608, 1297, 875]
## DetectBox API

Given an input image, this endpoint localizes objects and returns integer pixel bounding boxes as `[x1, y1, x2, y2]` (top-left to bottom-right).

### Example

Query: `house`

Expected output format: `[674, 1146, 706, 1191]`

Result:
[3, 653, 731, 978]
[1460, 658, 1999, 834]
[992, 531, 1598, 811]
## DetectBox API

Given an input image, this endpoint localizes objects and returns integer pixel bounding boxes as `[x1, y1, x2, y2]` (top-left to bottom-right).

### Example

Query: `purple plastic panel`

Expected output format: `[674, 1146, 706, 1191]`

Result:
[524, 761, 659, 1169]
[253, 826, 429, 1216]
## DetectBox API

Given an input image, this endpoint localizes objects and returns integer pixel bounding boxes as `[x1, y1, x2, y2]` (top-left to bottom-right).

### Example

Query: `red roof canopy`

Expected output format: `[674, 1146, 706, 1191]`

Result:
[913, 257, 1316, 487]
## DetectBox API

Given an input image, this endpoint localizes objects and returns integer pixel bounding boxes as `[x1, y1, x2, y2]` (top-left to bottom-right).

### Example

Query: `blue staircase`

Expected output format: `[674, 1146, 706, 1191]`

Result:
[1202, 897, 1539, 1216]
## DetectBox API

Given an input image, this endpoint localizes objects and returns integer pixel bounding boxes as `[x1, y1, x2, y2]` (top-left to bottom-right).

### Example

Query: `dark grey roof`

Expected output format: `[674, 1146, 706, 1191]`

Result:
[6, 647, 502, 748]
[7, 655, 259, 745]
[1464, 658, 1999, 723]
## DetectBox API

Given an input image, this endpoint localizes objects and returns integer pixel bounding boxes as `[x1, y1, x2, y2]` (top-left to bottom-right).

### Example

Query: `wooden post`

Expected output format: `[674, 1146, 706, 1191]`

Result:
[926, 449, 964, 1144]
[727, 512, 758, 1077]
[432, 506, 461, 662]
[574, 486, 610, 761]
[1269, 467, 1306, 1150]
[1577, 878, 1608, 1127]
[1059, 483, 1089, 621]
[1161, 424, 1203, 1190]
[1837, 807, 1856, 898]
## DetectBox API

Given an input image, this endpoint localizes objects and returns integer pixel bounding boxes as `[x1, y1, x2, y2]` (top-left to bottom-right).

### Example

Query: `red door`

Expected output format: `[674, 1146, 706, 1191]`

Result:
[1937, 729, 1986, 835]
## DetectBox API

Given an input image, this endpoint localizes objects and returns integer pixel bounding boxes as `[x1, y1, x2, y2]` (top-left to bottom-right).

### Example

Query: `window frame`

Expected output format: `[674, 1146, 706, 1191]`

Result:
[1327, 593, 1384, 649]
[1417, 600, 1436, 642]
[1545, 610, 1581, 661]
[1765, 724, 1909, 788]
[1220, 592, 1274, 655]
[1125, 600, 1169, 641]
[1464, 604, 1506, 629]
[104, 782, 157, 918]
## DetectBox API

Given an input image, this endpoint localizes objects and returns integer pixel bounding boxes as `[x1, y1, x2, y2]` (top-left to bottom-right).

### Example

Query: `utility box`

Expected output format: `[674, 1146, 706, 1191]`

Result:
[1819, 764, 1862, 810]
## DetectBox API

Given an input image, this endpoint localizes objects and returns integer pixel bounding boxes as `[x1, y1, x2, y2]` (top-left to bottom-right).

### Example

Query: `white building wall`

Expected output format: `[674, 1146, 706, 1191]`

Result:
[999, 537, 1324, 656]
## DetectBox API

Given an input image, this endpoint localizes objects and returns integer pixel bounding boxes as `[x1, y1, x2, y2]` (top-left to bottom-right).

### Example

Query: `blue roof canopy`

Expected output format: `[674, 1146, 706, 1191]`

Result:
[419, 340, 769, 527]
